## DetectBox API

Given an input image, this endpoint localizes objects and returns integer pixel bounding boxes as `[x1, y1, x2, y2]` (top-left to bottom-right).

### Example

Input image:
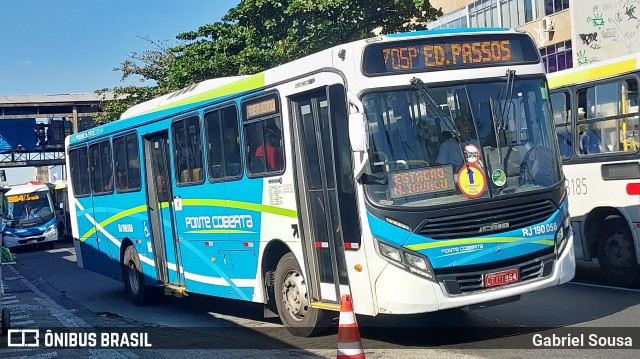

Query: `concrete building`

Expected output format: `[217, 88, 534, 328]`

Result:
[426, 0, 640, 73]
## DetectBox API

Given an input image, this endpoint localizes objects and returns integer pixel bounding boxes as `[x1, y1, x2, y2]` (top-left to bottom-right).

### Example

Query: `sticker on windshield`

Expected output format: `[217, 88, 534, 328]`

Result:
[457, 164, 487, 198]
[463, 144, 481, 164]
[491, 169, 507, 187]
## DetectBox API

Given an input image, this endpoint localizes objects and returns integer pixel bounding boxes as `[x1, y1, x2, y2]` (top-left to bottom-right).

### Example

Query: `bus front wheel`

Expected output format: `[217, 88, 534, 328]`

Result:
[274, 253, 331, 337]
[122, 245, 152, 306]
[597, 216, 640, 288]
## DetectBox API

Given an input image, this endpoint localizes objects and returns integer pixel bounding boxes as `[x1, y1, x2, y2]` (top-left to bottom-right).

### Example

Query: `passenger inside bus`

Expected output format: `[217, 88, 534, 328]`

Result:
[254, 124, 283, 172]
[105, 169, 127, 191]
[414, 120, 438, 165]
[579, 125, 602, 154]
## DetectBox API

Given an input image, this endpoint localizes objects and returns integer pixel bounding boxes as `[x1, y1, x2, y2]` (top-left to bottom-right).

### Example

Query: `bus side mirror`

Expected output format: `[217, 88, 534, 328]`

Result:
[348, 113, 366, 153]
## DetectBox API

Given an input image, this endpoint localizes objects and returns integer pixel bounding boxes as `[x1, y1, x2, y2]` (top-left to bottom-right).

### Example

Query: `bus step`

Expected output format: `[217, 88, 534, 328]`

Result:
[164, 284, 188, 298]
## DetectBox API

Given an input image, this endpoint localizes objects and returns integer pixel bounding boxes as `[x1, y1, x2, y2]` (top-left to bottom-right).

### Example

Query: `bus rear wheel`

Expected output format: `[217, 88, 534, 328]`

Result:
[597, 216, 640, 288]
[274, 253, 331, 337]
[123, 245, 152, 306]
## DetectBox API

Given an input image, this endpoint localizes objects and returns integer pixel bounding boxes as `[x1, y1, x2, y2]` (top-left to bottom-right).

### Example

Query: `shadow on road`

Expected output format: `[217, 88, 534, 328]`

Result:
[9, 242, 640, 351]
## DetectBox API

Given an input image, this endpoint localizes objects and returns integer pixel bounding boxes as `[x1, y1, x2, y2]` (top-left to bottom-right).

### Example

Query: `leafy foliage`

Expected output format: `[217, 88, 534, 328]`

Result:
[94, 1, 442, 123]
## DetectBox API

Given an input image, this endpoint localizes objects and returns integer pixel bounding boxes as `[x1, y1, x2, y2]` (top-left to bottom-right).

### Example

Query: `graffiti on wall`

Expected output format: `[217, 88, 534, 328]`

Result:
[574, 0, 640, 65]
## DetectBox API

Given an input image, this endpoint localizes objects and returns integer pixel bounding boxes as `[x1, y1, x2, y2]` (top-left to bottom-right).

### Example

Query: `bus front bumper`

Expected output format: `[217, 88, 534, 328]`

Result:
[374, 233, 575, 314]
[2, 230, 58, 248]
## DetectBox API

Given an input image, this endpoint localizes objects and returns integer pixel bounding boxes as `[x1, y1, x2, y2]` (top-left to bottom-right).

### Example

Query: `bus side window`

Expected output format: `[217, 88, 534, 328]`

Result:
[577, 78, 640, 155]
[243, 96, 284, 177]
[551, 91, 572, 159]
[246, 117, 284, 174]
[205, 105, 241, 180]
[112, 133, 141, 192]
[126, 134, 142, 190]
[172, 115, 204, 184]
[89, 140, 113, 195]
[69, 147, 91, 197]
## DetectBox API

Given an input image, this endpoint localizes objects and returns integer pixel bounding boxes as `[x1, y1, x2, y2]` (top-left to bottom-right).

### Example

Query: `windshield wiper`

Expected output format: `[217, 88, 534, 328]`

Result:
[489, 70, 517, 164]
[410, 77, 470, 171]
[410, 78, 457, 135]
[498, 70, 516, 131]
[489, 97, 503, 164]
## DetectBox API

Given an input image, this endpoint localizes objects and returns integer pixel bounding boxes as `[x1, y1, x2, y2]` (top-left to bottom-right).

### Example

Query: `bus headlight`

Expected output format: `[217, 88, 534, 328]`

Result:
[376, 238, 436, 281]
[405, 252, 428, 270]
[45, 224, 56, 234]
[555, 221, 570, 255]
[378, 242, 402, 262]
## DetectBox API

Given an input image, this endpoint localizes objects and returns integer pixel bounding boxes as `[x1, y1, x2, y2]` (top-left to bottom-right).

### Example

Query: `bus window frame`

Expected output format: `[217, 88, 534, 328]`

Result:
[112, 130, 142, 194]
[88, 139, 114, 196]
[573, 74, 640, 160]
[551, 89, 574, 160]
[241, 91, 287, 179]
[68, 145, 91, 198]
[203, 102, 244, 184]
[171, 112, 206, 187]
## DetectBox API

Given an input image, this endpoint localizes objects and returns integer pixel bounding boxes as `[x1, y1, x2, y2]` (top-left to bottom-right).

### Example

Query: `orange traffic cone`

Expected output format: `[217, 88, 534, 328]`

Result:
[337, 294, 366, 359]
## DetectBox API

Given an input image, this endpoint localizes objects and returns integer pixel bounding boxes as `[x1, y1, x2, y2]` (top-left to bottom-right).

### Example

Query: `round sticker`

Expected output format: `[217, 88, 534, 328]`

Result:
[492, 169, 507, 187]
[457, 164, 487, 198]
[463, 144, 481, 164]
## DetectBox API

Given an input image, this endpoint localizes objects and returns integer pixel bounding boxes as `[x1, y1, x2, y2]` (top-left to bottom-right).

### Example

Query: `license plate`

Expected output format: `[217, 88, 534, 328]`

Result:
[484, 268, 519, 288]
[28, 240, 37, 244]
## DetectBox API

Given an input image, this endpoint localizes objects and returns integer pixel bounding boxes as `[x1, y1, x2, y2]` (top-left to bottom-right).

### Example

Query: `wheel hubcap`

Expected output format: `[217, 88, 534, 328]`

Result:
[281, 270, 309, 321]
[128, 260, 139, 294]
[606, 231, 632, 271]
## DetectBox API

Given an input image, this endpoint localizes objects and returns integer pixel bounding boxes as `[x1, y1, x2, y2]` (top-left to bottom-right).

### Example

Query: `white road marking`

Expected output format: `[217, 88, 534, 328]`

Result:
[568, 281, 640, 293]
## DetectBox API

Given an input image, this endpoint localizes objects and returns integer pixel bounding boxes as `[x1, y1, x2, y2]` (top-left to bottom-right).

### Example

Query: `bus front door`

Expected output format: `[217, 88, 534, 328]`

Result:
[143, 132, 184, 287]
[290, 85, 352, 307]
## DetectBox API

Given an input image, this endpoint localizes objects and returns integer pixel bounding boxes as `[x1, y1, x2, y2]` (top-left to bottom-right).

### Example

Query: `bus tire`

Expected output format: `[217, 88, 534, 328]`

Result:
[123, 245, 152, 306]
[274, 253, 331, 337]
[597, 216, 640, 288]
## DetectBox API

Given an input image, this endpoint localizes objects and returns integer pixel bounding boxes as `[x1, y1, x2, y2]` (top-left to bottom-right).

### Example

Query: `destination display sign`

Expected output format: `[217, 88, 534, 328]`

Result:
[246, 97, 277, 119]
[7, 194, 41, 203]
[389, 165, 455, 198]
[363, 34, 539, 75]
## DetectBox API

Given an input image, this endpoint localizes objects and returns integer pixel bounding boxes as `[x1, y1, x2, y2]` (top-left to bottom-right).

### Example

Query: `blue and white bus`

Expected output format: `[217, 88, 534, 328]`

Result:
[66, 28, 575, 336]
[2, 181, 58, 249]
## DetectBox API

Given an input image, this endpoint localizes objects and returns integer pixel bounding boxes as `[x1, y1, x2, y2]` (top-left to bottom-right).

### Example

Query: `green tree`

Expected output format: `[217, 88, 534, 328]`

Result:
[95, 1, 442, 122]
[94, 36, 177, 123]
[225, 0, 441, 72]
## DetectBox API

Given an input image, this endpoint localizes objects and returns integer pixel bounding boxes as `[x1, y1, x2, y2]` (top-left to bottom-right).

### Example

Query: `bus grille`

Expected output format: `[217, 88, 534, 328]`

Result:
[436, 250, 555, 296]
[17, 237, 46, 245]
[417, 199, 557, 239]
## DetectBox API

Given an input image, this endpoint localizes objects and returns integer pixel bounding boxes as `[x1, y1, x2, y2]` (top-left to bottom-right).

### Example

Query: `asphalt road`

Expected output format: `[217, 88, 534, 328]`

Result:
[3, 241, 640, 358]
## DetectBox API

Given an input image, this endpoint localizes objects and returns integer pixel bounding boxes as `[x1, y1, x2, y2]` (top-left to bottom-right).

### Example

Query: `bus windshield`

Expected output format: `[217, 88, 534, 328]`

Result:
[4, 190, 55, 223]
[362, 76, 561, 207]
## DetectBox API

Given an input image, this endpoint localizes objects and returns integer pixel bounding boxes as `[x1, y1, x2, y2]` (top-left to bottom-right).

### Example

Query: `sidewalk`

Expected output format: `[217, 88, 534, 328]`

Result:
[0, 264, 135, 359]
